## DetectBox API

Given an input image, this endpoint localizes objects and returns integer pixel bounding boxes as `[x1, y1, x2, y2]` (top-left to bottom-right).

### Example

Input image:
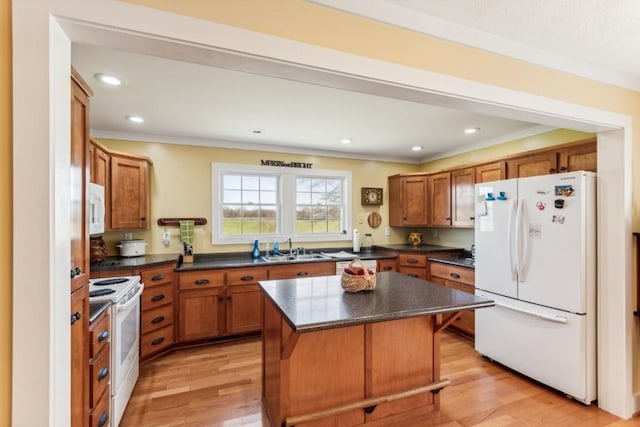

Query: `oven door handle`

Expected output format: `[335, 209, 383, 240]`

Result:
[115, 284, 145, 313]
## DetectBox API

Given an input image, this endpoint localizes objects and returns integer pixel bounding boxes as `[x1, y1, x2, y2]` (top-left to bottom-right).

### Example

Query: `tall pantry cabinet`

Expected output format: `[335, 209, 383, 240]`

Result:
[70, 68, 91, 427]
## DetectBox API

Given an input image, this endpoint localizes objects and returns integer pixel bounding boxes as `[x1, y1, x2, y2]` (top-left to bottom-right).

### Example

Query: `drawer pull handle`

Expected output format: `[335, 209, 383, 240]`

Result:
[296, 271, 309, 277]
[407, 258, 418, 264]
[151, 294, 165, 302]
[450, 273, 461, 279]
[383, 266, 393, 271]
[70, 311, 82, 325]
[97, 412, 109, 427]
[151, 337, 165, 346]
[97, 330, 109, 342]
[241, 275, 254, 281]
[152, 274, 166, 281]
[195, 279, 210, 285]
[98, 367, 109, 381]
[151, 316, 165, 324]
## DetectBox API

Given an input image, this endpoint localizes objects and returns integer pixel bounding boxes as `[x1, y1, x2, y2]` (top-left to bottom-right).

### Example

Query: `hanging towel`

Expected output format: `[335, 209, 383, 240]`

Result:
[179, 220, 195, 244]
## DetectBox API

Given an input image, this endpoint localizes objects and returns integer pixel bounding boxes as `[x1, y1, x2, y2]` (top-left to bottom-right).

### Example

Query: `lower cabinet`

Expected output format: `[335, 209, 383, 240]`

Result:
[377, 258, 397, 272]
[267, 261, 334, 280]
[139, 264, 176, 359]
[397, 251, 461, 280]
[71, 285, 90, 427]
[429, 261, 475, 338]
[89, 308, 110, 427]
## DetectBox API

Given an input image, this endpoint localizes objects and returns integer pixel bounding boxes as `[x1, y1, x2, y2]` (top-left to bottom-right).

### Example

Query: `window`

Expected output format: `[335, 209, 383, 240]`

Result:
[212, 163, 352, 244]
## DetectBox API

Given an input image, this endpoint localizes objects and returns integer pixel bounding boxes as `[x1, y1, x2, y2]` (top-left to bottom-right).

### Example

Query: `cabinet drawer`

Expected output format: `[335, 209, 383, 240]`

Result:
[89, 311, 110, 359]
[398, 254, 427, 267]
[140, 264, 175, 287]
[377, 259, 397, 272]
[89, 343, 110, 409]
[141, 304, 174, 334]
[398, 266, 426, 280]
[227, 266, 268, 286]
[141, 324, 175, 358]
[141, 282, 174, 310]
[178, 270, 225, 290]
[268, 262, 335, 280]
[90, 388, 110, 427]
[429, 262, 475, 286]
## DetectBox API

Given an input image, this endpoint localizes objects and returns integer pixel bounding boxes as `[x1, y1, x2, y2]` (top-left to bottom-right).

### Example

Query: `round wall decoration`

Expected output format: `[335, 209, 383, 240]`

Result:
[367, 212, 382, 228]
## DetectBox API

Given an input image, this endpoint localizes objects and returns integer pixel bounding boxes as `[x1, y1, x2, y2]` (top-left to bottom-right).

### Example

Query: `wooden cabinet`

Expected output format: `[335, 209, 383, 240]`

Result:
[89, 308, 110, 427]
[139, 264, 175, 359]
[89, 139, 109, 187]
[428, 172, 451, 226]
[388, 175, 429, 227]
[475, 161, 506, 183]
[70, 68, 92, 427]
[397, 253, 428, 280]
[377, 258, 397, 273]
[226, 267, 267, 335]
[429, 261, 475, 338]
[110, 154, 150, 230]
[178, 270, 226, 341]
[70, 285, 90, 427]
[451, 167, 475, 227]
[267, 261, 335, 280]
[507, 141, 596, 179]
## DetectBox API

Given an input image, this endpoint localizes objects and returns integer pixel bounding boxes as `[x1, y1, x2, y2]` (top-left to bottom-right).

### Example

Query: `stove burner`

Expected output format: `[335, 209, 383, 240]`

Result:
[89, 288, 116, 297]
[93, 277, 129, 286]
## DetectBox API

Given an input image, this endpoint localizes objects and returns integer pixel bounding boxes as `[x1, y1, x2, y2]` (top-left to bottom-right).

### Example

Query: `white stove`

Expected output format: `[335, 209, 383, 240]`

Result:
[89, 275, 142, 303]
[89, 275, 144, 426]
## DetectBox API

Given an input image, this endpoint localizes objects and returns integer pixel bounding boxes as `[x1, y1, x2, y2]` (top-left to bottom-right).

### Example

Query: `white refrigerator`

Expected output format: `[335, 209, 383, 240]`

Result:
[474, 170, 596, 404]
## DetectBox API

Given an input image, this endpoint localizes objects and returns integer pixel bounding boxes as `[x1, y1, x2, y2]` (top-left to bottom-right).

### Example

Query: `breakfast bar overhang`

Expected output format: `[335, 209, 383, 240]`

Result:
[260, 271, 494, 427]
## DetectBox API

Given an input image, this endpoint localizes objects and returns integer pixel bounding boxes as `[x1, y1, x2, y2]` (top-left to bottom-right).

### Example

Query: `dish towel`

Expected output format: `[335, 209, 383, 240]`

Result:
[179, 220, 194, 244]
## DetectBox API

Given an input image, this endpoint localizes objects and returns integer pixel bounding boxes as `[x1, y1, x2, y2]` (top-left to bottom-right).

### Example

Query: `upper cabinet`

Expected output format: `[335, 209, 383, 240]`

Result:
[89, 139, 152, 231]
[475, 161, 506, 183]
[388, 175, 429, 227]
[428, 172, 451, 226]
[507, 140, 596, 179]
[451, 167, 475, 227]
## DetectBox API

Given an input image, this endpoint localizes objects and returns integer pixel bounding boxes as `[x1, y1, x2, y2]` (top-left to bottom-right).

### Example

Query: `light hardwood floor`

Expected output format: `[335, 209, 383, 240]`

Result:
[121, 332, 640, 426]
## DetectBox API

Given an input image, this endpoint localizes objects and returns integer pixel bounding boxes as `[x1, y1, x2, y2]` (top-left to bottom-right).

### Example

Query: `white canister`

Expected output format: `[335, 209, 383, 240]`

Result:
[353, 229, 360, 252]
[116, 239, 147, 257]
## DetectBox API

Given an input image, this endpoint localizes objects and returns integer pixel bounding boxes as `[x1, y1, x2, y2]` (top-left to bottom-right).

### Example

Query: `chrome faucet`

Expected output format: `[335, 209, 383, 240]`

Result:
[288, 237, 292, 256]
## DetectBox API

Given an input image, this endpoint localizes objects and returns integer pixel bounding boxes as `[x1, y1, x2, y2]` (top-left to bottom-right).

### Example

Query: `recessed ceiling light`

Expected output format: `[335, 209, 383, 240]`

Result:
[341, 138, 353, 144]
[94, 73, 122, 86]
[125, 115, 144, 123]
[412, 146, 423, 151]
[464, 127, 480, 134]
[250, 129, 265, 134]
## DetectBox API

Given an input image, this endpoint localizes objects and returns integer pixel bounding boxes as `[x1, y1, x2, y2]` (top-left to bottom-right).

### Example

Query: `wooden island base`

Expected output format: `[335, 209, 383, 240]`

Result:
[262, 300, 454, 427]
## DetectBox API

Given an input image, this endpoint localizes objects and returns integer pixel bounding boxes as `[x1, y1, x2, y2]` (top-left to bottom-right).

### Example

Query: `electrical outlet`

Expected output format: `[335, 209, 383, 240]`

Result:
[124, 232, 133, 240]
[385, 227, 391, 236]
[432, 228, 438, 237]
[162, 230, 170, 246]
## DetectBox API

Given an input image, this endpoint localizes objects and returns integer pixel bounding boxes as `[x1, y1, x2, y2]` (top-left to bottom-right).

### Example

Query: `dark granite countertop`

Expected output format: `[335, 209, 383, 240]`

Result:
[174, 249, 397, 272]
[375, 243, 465, 253]
[428, 256, 475, 269]
[90, 253, 179, 273]
[259, 271, 493, 333]
[89, 301, 111, 324]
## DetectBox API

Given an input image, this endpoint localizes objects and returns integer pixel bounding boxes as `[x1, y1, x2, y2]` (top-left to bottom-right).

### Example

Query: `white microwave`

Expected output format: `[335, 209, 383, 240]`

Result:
[88, 182, 105, 235]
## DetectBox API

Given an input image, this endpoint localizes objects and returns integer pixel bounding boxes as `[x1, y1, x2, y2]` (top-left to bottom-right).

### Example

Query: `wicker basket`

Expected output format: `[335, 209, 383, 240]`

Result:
[341, 259, 376, 292]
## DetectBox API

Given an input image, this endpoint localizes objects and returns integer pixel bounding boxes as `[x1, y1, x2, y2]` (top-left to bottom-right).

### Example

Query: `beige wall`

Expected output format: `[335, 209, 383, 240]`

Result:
[124, 0, 640, 231]
[1, 0, 11, 425]
[98, 138, 419, 254]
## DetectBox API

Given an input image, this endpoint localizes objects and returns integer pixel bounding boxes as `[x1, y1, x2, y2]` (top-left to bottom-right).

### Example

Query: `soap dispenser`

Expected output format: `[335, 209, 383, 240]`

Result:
[252, 239, 260, 259]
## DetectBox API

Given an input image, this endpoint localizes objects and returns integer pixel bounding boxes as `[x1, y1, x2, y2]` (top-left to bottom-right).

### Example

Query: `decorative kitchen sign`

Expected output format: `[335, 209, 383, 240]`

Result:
[362, 187, 383, 205]
[555, 185, 575, 196]
[529, 223, 542, 239]
[261, 159, 312, 168]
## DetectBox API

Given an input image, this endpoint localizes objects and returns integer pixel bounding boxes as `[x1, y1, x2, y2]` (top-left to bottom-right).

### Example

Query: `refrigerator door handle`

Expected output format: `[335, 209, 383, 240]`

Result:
[515, 198, 527, 282]
[495, 301, 568, 324]
[507, 199, 517, 281]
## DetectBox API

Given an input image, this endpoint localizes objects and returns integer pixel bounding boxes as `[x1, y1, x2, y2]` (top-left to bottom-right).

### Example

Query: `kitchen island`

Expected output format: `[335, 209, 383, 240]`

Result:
[260, 272, 493, 426]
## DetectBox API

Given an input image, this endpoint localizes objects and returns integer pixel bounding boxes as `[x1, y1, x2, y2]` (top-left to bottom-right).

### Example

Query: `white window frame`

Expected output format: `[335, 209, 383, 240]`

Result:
[212, 162, 352, 245]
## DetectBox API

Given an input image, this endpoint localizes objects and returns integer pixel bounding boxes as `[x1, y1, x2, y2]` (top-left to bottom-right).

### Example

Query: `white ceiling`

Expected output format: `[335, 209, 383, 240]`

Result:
[73, 0, 640, 164]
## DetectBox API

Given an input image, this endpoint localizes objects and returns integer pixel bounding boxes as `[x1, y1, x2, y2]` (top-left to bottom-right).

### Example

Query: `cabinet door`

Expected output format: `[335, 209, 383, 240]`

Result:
[507, 151, 557, 178]
[70, 77, 90, 293]
[70, 286, 89, 427]
[475, 161, 506, 183]
[110, 155, 148, 230]
[226, 284, 263, 334]
[429, 172, 451, 226]
[90, 140, 109, 187]
[557, 141, 596, 173]
[402, 176, 429, 226]
[451, 167, 475, 227]
[179, 288, 225, 341]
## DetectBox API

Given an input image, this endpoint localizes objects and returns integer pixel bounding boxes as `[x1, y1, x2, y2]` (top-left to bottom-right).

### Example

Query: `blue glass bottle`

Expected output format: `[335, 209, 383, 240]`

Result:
[252, 239, 260, 259]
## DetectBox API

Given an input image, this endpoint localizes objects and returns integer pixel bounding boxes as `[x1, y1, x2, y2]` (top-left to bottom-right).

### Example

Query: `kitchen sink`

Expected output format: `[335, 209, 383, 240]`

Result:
[261, 253, 330, 262]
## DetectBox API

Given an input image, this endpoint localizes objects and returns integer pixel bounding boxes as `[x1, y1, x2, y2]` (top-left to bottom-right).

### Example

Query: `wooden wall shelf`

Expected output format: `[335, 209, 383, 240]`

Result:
[157, 218, 207, 226]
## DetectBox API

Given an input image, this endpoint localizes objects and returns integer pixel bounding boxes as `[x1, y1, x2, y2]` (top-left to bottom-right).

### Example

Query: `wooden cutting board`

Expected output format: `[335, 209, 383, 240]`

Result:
[367, 212, 382, 228]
